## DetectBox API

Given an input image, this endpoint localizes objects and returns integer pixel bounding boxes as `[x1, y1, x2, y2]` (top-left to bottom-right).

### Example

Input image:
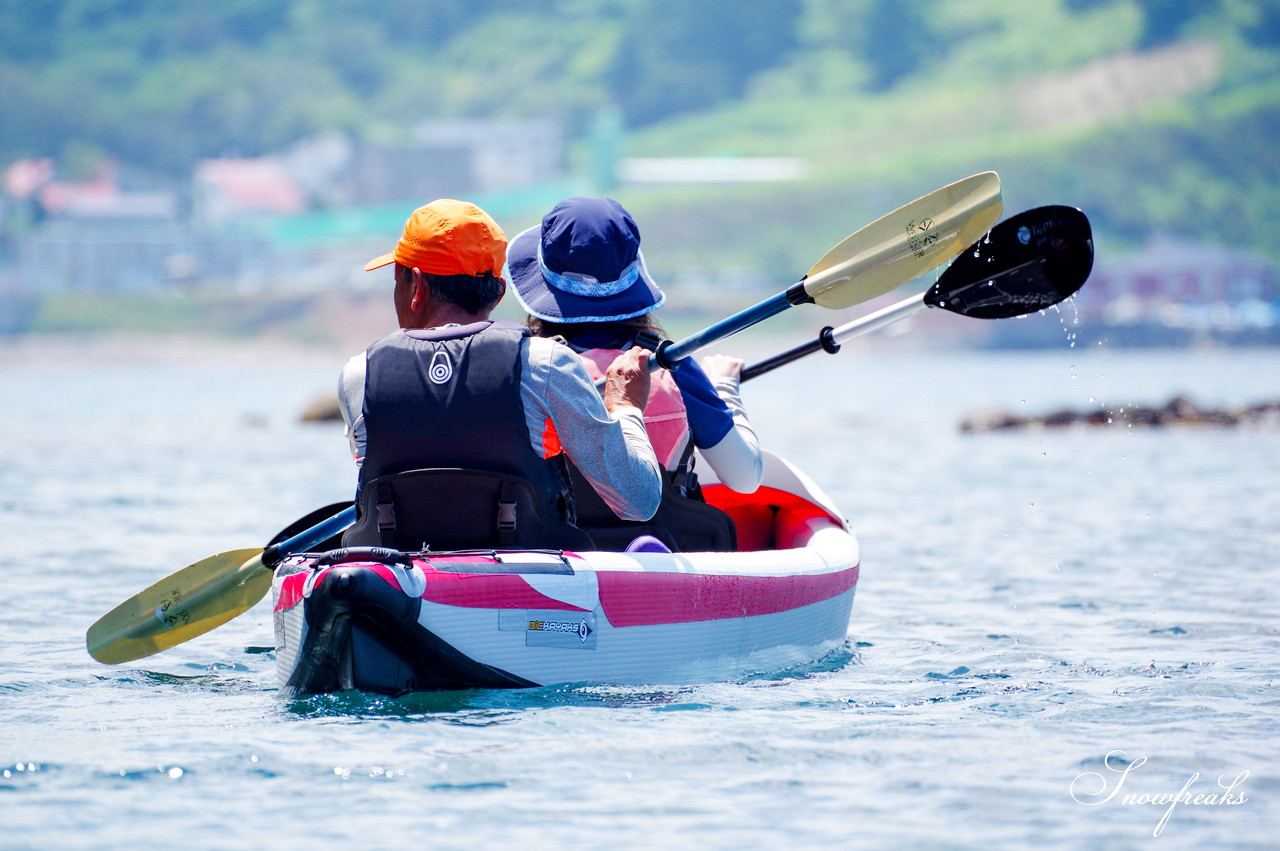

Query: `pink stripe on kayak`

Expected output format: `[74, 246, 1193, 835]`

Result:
[274, 564, 409, 612]
[275, 558, 856, 624]
[274, 563, 586, 613]
[416, 569, 589, 612]
[597, 563, 859, 627]
[275, 567, 330, 612]
[275, 564, 404, 612]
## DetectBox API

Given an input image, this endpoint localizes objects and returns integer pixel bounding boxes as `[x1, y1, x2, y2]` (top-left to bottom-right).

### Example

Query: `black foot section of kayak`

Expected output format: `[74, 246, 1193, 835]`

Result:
[285, 565, 535, 695]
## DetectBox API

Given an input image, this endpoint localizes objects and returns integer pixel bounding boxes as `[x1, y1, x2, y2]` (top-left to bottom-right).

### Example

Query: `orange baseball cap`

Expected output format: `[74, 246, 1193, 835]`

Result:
[364, 199, 507, 277]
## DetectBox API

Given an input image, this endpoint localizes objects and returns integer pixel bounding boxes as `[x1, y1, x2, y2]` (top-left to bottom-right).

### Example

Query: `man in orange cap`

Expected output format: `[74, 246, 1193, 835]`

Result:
[338, 199, 661, 549]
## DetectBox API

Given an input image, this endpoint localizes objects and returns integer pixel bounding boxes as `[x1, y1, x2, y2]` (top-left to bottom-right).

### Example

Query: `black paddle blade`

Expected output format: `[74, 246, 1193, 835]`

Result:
[925, 206, 1093, 319]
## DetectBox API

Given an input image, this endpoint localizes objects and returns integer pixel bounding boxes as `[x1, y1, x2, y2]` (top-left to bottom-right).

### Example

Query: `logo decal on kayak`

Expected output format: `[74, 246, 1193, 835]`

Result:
[522, 611, 598, 650]
[428, 350, 453, 385]
[530, 618, 594, 642]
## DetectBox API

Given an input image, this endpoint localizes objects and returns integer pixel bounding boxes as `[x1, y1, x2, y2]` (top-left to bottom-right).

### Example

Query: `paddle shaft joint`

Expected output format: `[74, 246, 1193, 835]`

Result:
[786, 280, 816, 306]
[261, 544, 284, 570]
[741, 322, 842, 380]
[633, 329, 681, 372]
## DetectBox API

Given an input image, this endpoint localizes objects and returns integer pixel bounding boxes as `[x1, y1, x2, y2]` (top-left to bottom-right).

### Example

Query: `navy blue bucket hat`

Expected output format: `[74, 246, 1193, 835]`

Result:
[507, 196, 665, 323]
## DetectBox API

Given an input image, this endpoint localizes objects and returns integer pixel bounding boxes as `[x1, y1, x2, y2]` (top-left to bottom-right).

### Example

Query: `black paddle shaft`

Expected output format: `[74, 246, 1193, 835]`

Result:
[740, 327, 841, 381]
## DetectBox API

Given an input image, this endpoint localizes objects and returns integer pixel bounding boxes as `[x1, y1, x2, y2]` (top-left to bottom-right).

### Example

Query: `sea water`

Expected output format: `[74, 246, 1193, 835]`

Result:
[1, 339, 1277, 850]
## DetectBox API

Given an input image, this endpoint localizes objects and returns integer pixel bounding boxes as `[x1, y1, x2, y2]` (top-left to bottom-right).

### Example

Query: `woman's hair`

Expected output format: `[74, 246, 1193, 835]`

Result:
[527, 314, 665, 348]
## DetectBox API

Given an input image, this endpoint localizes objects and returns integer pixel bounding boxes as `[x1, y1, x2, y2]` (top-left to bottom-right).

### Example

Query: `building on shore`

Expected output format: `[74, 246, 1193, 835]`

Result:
[988, 234, 1279, 348]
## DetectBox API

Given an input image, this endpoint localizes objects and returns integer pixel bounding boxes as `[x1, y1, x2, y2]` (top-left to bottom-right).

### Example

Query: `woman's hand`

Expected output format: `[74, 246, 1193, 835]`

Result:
[603, 346, 652, 413]
[699, 353, 745, 382]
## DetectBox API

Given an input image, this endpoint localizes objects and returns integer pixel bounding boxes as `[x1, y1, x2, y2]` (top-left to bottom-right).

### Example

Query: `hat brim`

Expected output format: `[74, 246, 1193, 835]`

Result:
[506, 226, 665, 323]
[364, 251, 396, 272]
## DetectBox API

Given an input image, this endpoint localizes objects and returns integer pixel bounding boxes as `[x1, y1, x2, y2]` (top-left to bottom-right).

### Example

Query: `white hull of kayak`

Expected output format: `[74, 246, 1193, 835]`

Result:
[271, 453, 859, 693]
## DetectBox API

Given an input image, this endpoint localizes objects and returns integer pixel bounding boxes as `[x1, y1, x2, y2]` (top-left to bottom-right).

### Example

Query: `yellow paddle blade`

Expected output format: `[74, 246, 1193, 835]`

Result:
[86, 548, 269, 664]
[803, 171, 1002, 309]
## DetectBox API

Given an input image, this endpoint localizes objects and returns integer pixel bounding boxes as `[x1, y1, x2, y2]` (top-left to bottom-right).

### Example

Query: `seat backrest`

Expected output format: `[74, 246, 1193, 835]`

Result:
[344, 468, 595, 552]
[567, 462, 738, 553]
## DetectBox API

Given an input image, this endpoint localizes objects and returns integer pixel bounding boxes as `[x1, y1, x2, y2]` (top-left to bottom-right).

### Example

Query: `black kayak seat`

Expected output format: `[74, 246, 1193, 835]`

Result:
[566, 463, 738, 553]
[343, 467, 595, 552]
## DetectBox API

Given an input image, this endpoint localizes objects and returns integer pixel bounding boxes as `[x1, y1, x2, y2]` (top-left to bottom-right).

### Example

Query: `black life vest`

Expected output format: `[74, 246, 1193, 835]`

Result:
[346, 321, 584, 550]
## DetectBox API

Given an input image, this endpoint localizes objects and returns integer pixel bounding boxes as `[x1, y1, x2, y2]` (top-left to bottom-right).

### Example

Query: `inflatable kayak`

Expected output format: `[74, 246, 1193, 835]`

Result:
[271, 452, 859, 694]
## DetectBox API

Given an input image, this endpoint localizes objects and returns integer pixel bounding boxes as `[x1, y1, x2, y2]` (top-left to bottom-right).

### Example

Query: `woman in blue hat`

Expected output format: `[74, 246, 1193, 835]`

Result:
[508, 196, 763, 496]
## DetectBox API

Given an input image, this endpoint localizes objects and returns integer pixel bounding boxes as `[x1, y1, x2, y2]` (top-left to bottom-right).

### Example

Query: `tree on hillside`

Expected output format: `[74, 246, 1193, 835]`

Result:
[1065, 0, 1224, 48]
[796, 0, 947, 91]
[0, 0, 811, 173]
[1133, 0, 1218, 47]
[604, 0, 803, 125]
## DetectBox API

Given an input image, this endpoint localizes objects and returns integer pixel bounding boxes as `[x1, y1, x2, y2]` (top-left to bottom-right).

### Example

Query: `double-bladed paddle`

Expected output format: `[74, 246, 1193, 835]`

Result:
[740, 206, 1094, 381]
[86, 172, 1002, 666]
[651, 171, 1002, 368]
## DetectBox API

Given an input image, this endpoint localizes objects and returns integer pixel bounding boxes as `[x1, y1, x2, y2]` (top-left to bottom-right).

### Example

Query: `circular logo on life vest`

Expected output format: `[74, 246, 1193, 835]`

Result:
[428, 350, 453, 385]
[1017, 225, 1032, 245]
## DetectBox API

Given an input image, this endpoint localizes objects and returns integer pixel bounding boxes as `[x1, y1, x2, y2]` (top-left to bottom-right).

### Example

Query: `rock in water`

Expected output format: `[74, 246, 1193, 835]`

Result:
[299, 394, 342, 423]
[960, 395, 1280, 432]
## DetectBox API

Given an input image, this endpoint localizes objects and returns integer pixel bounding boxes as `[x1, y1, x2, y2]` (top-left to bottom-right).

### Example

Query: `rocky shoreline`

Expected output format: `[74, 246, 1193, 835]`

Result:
[961, 394, 1280, 432]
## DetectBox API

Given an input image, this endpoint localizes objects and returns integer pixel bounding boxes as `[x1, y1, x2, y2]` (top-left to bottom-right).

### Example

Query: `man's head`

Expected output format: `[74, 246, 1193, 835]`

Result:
[366, 199, 508, 317]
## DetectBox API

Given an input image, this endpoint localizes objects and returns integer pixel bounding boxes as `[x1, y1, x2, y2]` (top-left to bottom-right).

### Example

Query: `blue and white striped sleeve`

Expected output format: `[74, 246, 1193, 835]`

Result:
[671, 358, 763, 493]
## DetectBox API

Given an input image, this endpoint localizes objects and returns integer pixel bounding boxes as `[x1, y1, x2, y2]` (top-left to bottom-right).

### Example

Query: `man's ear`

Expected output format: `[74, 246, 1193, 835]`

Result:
[410, 267, 428, 310]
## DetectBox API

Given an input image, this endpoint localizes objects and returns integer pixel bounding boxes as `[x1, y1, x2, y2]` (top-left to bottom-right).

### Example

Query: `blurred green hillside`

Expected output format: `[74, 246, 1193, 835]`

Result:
[4, 0, 1279, 288]
[619, 1, 1280, 283]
